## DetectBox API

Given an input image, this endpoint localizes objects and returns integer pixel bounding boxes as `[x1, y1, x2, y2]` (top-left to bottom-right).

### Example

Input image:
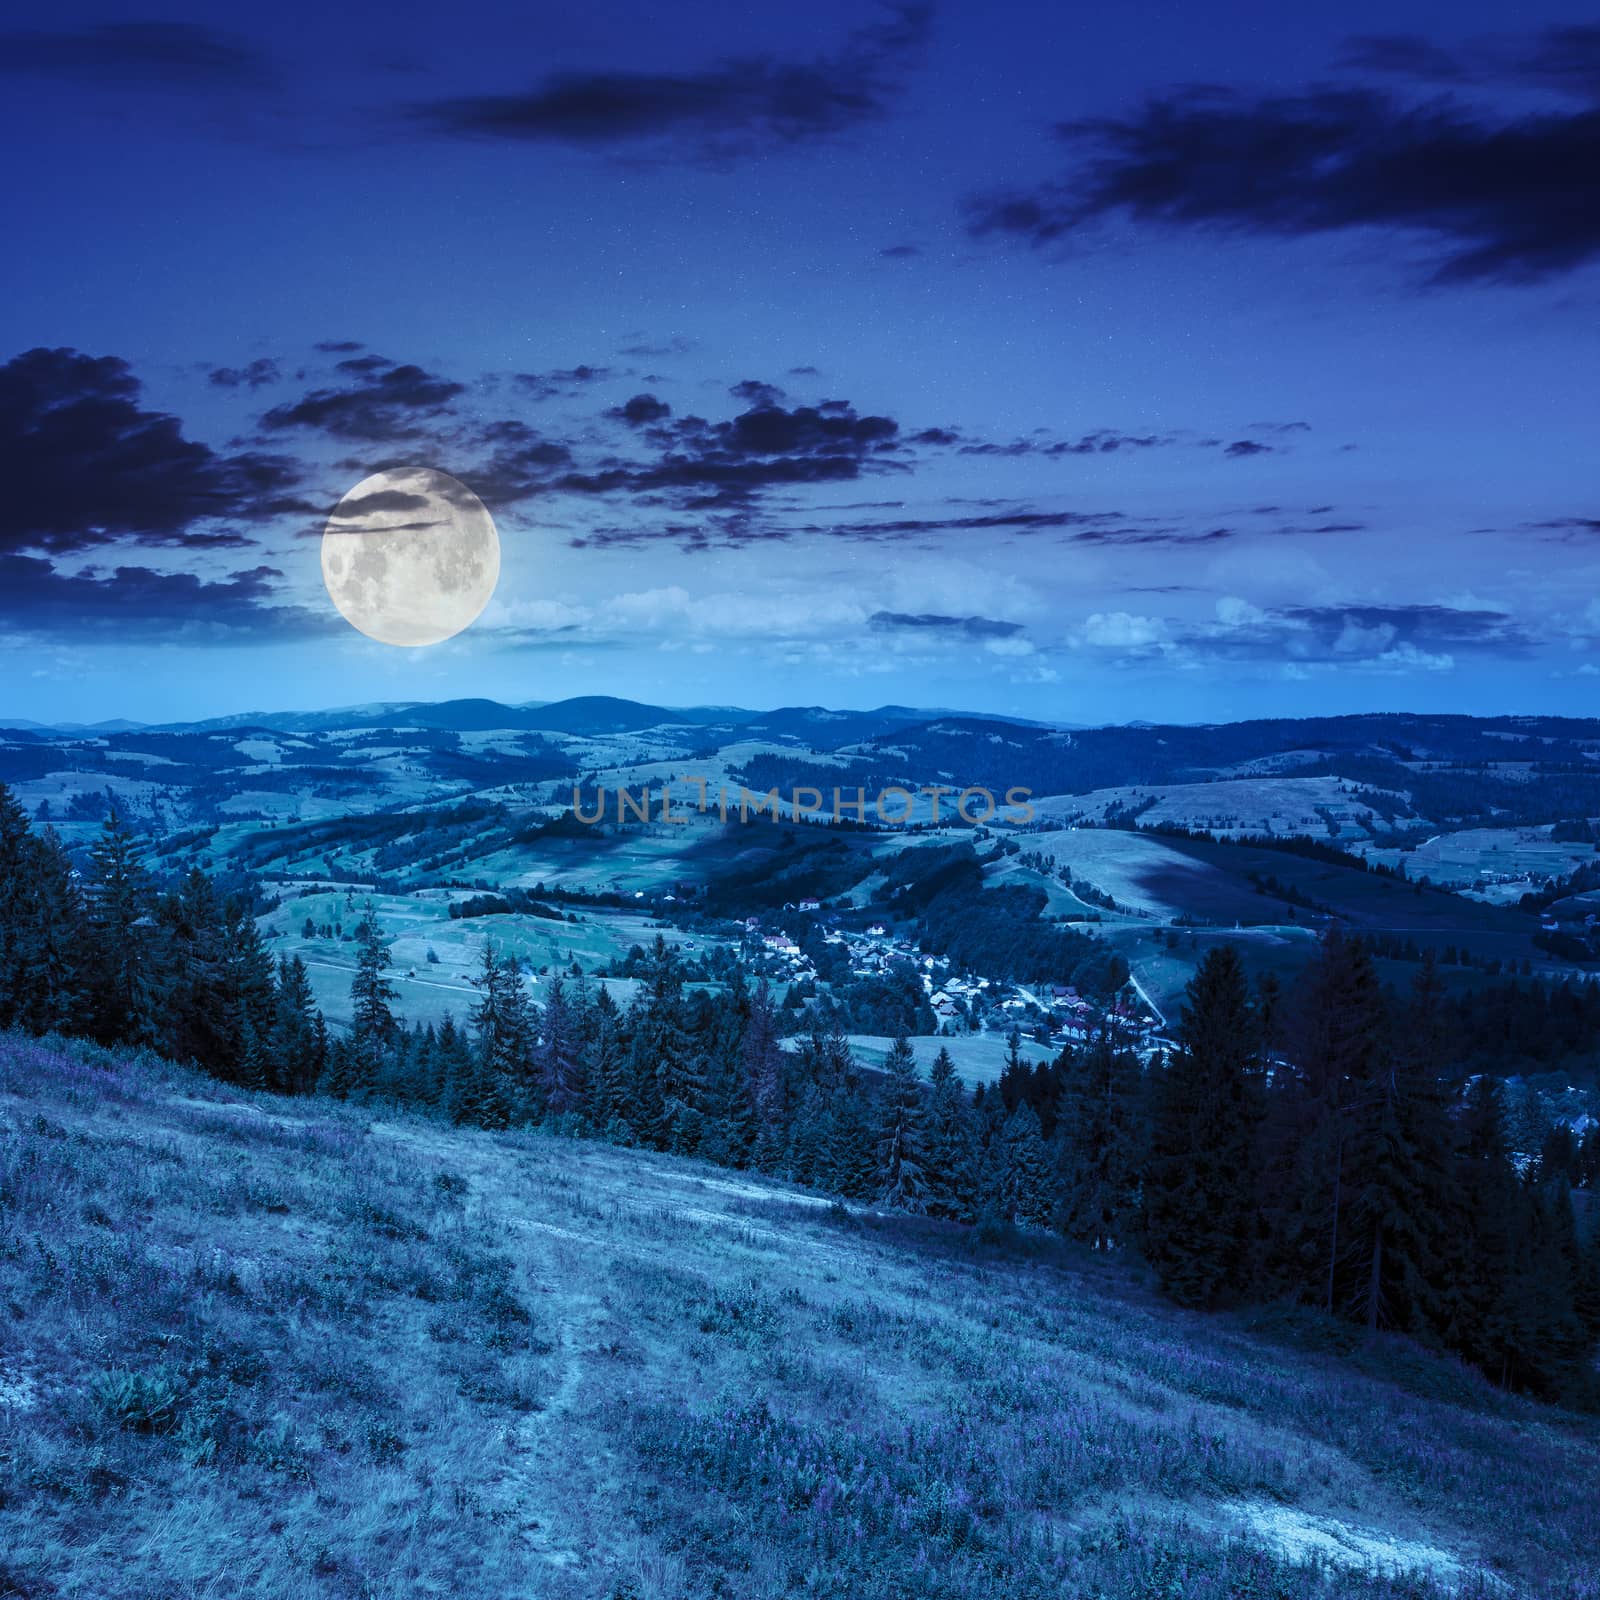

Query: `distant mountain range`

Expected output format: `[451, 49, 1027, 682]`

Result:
[0, 697, 1070, 747]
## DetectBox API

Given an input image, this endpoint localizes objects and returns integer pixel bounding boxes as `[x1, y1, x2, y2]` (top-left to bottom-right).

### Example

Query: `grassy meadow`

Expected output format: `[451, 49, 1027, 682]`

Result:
[3, 1031, 1600, 1598]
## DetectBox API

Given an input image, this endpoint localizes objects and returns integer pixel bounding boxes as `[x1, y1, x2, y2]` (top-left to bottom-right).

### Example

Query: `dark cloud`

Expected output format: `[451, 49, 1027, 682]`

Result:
[1528, 516, 1600, 541]
[1340, 35, 1470, 84]
[1513, 26, 1600, 100]
[870, 611, 1025, 639]
[787, 364, 821, 377]
[1342, 25, 1600, 101]
[970, 71, 1600, 285]
[819, 506, 1119, 541]
[615, 335, 697, 359]
[454, 428, 577, 509]
[914, 424, 1283, 460]
[512, 365, 612, 401]
[1191, 601, 1533, 666]
[730, 378, 785, 407]
[1281, 604, 1528, 647]
[880, 243, 920, 259]
[0, 347, 302, 557]
[1075, 524, 1235, 546]
[609, 393, 672, 426]
[207, 358, 280, 390]
[313, 339, 365, 354]
[411, 3, 929, 160]
[0, 553, 333, 639]
[260, 357, 465, 441]
[551, 397, 904, 526]
[958, 428, 1170, 458]
[323, 488, 437, 528]
[573, 494, 1245, 553]
[0, 22, 276, 89]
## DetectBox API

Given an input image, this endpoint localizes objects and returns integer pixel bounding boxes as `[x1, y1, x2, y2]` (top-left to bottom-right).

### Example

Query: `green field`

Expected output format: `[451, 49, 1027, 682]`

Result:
[1030, 774, 1420, 839]
[831, 1031, 1057, 1085]
[261, 887, 697, 1027]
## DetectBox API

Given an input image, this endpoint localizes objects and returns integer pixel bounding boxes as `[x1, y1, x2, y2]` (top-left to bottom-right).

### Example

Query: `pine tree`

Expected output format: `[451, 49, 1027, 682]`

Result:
[625, 937, 695, 1147]
[968, 1087, 1010, 1221]
[463, 941, 523, 1127]
[785, 1083, 831, 1186]
[1057, 1023, 1140, 1249]
[319, 1036, 359, 1099]
[875, 1036, 929, 1212]
[269, 955, 321, 1094]
[583, 1004, 633, 1142]
[925, 1045, 975, 1220]
[539, 977, 584, 1118]
[1141, 945, 1262, 1307]
[82, 808, 154, 1046]
[223, 903, 277, 1082]
[698, 1011, 755, 1168]
[1001, 1100, 1053, 1226]
[826, 1085, 880, 1200]
[1452, 1075, 1523, 1379]
[347, 904, 398, 1097]
[743, 980, 788, 1170]
[6, 824, 84, 1035]
[1503, 1178, 1592, 1398]
[1263, 926, 1388, 1316]
[158, 868, 231, 1068]
[0, 784, 34, 1030]
[1345, 953, 1467, 1338]
[238, 1005, 268, 1094]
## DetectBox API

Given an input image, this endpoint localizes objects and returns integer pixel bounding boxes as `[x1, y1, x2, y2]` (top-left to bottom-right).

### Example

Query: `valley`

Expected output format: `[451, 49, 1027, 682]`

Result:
[4, 698, 1597, 1042]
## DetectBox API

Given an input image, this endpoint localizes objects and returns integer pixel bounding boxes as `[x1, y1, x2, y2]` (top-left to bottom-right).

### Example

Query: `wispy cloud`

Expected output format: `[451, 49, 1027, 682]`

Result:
[411, 4, 930, 162]
[0, 22, 277, 90]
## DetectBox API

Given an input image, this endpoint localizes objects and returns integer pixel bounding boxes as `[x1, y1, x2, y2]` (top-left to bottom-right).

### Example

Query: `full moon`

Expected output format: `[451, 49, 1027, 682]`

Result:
[321, 467, 500, 647]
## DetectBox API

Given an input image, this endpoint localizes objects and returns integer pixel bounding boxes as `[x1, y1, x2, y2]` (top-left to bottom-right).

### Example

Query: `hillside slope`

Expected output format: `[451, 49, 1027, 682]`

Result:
[2, 1034, 1598, 1599]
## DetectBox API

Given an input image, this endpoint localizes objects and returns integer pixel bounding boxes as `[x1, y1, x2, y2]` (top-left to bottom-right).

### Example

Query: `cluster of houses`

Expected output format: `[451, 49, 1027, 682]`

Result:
[738, 907, 1160, 1050]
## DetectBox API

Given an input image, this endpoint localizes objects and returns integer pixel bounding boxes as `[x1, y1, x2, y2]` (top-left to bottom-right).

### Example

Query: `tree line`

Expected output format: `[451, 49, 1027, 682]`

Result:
[2, 786, 1597, 1404]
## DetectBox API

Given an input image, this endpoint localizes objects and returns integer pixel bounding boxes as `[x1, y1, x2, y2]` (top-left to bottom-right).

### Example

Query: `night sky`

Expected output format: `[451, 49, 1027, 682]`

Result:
[2, 1, 1597, 726]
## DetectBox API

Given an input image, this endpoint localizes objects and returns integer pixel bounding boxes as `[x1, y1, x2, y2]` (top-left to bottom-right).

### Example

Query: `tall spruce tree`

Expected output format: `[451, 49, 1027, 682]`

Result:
[925, 1045, 975, 1220]
[743, 980, 789, 1171]
[159, 868, 231, 1069]
[1002, 1101, 1054, 1226]
[1264, 927, 1388, 1316]
[1057, 1024, 1140, 1249]
[1344, 953, 1465, 1337]
[1142, 945, 1262, 1307]
[875, 1036, 929, 1212]
[269, 955, 321, 1095]
[465, 941, 527, 1125]
[82, 808, 155, 1046]
[347, 904, 398, 1097]
[0, 784, 34, 1030]
[7, 823, 83, 1035]
[539, 977, 584, 1118]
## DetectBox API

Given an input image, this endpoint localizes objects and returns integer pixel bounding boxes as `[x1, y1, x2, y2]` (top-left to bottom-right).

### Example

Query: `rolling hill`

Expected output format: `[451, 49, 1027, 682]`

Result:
[4, 700, 1599, 1017]
[4, 1030, 1599, 1599]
